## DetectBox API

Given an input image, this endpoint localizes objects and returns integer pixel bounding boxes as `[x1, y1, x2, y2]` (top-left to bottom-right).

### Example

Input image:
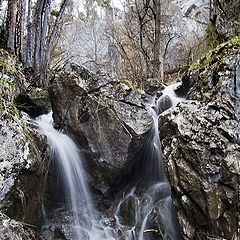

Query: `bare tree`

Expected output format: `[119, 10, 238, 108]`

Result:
[33, 0, 48, 78]
[40, 0, 68, 85]
[32, 0, 68, 86]
[106, 0, 178, 86]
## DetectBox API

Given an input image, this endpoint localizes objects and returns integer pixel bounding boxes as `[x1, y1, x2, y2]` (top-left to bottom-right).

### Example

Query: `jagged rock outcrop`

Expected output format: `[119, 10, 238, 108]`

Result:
[49, 63, 152, 192]
[0, 213, 44, 240]
[0, 49, 48, 239]
[0, 113, 48, 226]
[159, 40, 240, 239]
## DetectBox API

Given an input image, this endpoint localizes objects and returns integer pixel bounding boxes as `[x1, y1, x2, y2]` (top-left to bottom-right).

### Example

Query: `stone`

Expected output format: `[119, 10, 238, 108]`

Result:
[49, 65, 152, 192]
[144, 78, 164, 95]
[158, 46, 240, 238]
[0, 49, 48, 238]
[119, 196, 136, 227]
[157, 95, 172, 114]
[0, 213, 43, 240]
[159, 101, 239, 238]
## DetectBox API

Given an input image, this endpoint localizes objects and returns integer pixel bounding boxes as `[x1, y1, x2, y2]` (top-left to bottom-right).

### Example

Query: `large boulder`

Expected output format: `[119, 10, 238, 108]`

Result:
[159, 41, 240, 238]
[49, 63, 152, 192]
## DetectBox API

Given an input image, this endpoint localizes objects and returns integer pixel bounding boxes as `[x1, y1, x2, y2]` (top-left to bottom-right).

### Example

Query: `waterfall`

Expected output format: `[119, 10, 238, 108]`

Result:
[37, 83, 184, 240]
[37, 112, 114, 240]
[115, 83, 184, 240]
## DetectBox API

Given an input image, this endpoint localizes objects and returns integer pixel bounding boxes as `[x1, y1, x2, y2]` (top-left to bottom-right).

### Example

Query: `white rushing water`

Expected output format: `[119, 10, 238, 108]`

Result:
[161, 82, 185, 107]
[114, 83, 185, 240]
[37, 112, 114, 240]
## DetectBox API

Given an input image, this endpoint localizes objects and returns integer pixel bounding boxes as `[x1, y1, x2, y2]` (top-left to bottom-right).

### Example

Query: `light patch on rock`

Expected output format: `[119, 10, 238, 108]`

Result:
[0, 118, 32, 200]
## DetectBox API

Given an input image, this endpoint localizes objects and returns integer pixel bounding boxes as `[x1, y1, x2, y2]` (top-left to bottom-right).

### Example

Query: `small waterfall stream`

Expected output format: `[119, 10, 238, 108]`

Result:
[114, 83, 185, 240]
[37, 113, 114, 240]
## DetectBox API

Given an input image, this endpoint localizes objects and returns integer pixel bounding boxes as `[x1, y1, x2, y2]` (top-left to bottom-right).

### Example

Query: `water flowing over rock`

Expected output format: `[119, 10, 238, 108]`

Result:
[111, 89, 184, 240]
[37, 112, 115, 240]
[49, 63, 152, 192]
[159, 43, 240, 239]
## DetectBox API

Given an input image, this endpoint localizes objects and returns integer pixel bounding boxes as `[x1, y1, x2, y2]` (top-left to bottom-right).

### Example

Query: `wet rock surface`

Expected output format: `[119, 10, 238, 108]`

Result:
[49, 63, 152, 192]
[159, 45, 240, 238]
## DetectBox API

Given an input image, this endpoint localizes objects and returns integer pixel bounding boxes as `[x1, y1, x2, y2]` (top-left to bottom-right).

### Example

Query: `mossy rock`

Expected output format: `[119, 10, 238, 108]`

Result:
[120, 79, 145, 95]
[191, 36, 240, 71]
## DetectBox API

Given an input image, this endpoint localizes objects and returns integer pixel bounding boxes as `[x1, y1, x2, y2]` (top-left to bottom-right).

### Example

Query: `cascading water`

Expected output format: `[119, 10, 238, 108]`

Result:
[114, 83, 184, 240]
[36, 83, 184, 240]
[37, 112, 114, 240]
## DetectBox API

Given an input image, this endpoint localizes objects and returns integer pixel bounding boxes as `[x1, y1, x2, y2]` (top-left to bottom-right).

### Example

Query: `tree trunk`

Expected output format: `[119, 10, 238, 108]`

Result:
[40, 0, 51, 64]
[153, 0, 161, 78]
[41, 0, 68, 86]
[38, 0, 51, 86]
[6, 0, 18, 52]
[15, 0, 26, 61]
[25, 0, 33, 68]
[34, 0, 46, 79]
[209, 0, 212, 20]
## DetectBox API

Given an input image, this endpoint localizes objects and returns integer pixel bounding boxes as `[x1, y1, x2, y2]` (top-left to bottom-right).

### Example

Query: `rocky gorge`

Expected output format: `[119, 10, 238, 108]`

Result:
[0, 37, 239, 240]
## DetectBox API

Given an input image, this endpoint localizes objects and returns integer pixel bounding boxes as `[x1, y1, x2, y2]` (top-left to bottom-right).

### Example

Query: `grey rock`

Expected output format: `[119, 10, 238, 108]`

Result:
[159, 101, 239, 239]
[0, 112, 49, 227]
[118, 195, 136, 227]
[214, 0, 240, 38]
[0, 213, 43, 240]
[49, 66, 152, 192]
[157, 95, 172, 114]
[159, 45, 240, 239]
[144, 78, 163, 94]
[186, 48, 240, 119]
[0, 49, 48, 237]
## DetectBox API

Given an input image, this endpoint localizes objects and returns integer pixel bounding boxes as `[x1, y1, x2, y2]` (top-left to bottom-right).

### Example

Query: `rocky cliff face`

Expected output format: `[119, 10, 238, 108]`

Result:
[49, 64, 152, 192]
[0, 49, 48, 239]
[159, 39, 240, 239]
[213, 0, 240, 38]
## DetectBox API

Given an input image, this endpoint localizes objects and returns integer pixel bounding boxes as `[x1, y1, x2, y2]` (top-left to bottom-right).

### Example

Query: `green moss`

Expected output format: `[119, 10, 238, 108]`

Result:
[0, 76, 18, 119]
[191, 36, 240, 71]
[228, 35, 240, 45]
[51, 9, 59, 17]
[205, 22, 221, 51]
[120, 79, 135, 89]
[0, 59, 7, 68]
[120, 79, 145, 95]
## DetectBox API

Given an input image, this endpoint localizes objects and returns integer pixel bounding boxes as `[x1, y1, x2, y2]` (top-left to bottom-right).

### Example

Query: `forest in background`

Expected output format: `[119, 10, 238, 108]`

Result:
[0, 0, 239, 87]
